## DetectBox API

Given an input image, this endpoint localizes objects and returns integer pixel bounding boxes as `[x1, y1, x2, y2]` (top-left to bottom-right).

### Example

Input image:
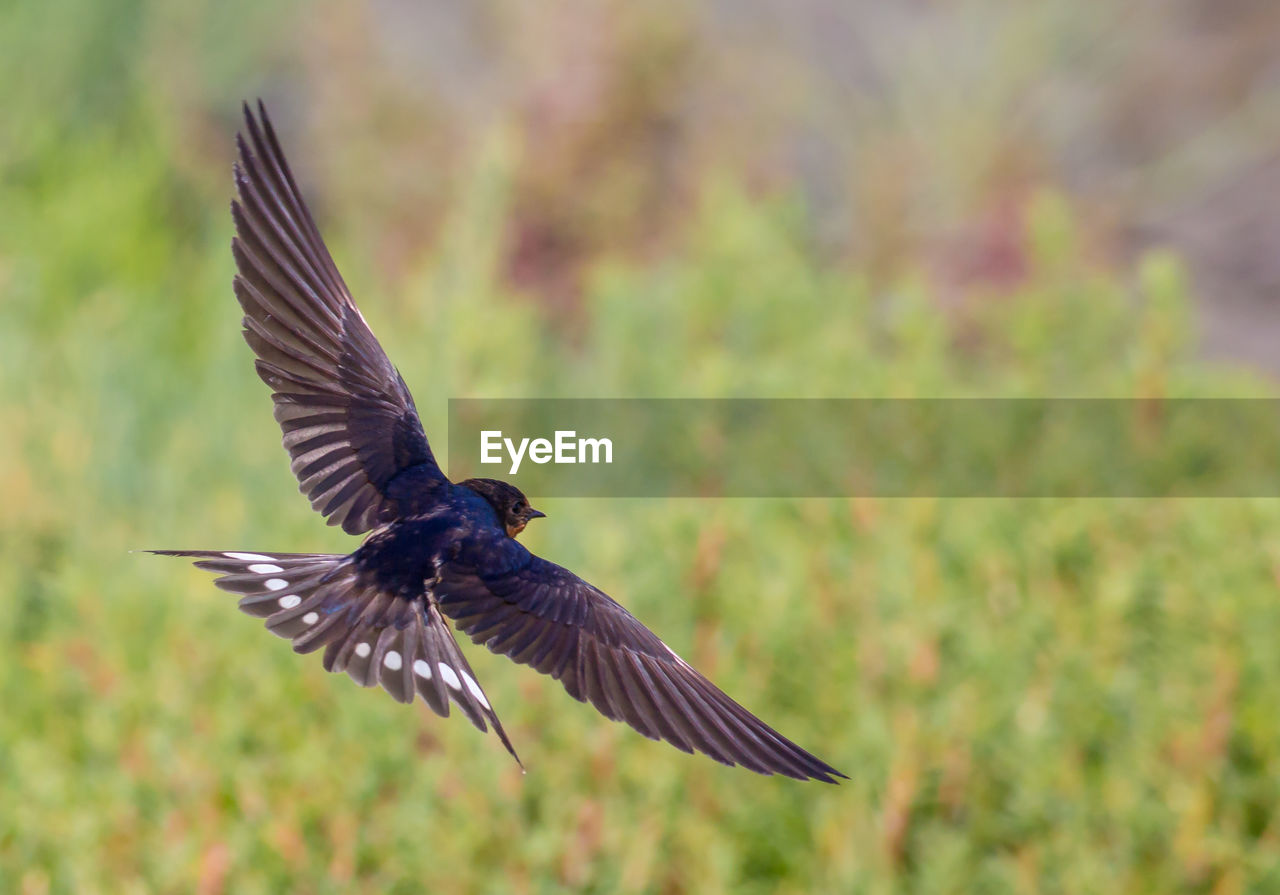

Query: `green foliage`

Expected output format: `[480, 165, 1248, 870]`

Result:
[4, 11, 1280, 894]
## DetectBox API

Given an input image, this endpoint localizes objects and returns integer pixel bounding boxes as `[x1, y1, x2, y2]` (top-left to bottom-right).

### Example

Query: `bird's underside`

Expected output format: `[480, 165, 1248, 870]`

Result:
[152, 101, 845, 784]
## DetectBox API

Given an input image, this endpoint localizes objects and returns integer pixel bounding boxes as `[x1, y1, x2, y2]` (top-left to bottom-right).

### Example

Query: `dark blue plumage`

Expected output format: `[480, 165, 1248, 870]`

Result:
[153, 102, 845, 783]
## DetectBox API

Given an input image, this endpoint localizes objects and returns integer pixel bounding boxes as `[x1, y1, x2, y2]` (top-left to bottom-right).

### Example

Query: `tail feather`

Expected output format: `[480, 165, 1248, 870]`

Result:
[150, 549, 522, 768]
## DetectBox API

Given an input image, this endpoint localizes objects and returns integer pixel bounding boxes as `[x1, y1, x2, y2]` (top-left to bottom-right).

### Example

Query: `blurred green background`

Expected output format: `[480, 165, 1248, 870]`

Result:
[4, 1, 1280, 892]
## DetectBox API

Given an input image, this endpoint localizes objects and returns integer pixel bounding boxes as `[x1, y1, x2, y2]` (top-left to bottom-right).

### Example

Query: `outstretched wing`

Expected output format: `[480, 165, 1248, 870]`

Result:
[151, 549, 520, 766]
[232, 101, 446, 535]
[434, 534, 845, 783]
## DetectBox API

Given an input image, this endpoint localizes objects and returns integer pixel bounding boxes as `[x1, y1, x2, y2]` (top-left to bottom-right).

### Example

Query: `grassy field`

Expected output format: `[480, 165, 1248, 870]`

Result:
[5, 4, 1280, 893]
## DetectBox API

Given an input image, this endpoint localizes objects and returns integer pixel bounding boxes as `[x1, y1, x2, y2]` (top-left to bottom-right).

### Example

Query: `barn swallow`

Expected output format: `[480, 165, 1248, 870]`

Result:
[153, 102, 845, 783]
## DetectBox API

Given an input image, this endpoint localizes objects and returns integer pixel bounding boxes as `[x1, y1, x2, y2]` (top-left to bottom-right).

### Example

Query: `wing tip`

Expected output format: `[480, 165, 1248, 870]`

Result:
[800, 763, 848, 785]
[240, 99, 269, 140]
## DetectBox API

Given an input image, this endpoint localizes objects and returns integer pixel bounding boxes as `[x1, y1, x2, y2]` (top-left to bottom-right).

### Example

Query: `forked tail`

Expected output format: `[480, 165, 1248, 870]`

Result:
[150, 549, 521, 768]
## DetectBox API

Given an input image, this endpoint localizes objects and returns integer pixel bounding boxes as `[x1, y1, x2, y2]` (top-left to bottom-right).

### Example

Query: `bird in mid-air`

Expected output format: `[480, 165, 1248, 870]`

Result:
[153, 101, 845, 783]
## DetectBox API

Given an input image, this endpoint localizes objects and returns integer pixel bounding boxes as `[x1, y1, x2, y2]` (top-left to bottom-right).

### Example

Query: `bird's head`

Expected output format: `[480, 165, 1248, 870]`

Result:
[460, 478, 546, 539]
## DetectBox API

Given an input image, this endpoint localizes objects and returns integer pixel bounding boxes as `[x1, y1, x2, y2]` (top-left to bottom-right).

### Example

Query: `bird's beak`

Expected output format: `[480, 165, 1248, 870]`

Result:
[529, 509, 547, 520]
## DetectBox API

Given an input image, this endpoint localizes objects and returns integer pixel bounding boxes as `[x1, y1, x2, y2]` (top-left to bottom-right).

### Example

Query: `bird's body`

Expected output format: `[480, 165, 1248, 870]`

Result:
[353, 483, 543, 605]
[358, 491, 492, 599]
[153, 102, 845, 783]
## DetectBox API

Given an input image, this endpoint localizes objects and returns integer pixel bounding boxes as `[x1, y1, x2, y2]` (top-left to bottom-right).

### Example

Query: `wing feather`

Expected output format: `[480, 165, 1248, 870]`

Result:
[435, 534, 845, 782]
[232, 102, 446, 534]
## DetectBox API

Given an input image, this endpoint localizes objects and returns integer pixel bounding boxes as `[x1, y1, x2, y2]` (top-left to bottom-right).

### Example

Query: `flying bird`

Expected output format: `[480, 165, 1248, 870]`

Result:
[153, 102, 845, 783]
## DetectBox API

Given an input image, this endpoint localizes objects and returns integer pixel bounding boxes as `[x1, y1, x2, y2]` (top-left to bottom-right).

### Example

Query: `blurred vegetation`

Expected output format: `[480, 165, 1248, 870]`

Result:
[4, 1, 1280, 893]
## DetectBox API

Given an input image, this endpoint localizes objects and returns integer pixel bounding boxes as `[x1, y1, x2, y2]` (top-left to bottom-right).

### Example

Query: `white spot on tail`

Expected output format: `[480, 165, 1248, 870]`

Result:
[226, 552, 273, 562]
[354, 642, 371, 659]
[413, 660, 432, 679]
[302, 612, 319, 625]
[264, 578, 288, 592]
[438, 664, 461, 689]
[460, 670, 490, 709]
[383, 650, 402, 671]
[248, 563, 284, 574]
[277, 595, 301, 609]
